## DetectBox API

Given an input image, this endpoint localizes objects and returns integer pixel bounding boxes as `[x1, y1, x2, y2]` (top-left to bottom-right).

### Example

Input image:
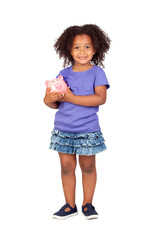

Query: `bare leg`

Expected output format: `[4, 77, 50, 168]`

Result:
[79, 155, 97, 208]
[58, 152, 77, 211]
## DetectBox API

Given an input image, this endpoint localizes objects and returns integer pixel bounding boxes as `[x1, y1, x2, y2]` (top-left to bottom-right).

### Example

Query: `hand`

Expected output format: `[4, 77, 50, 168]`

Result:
[44, 88, 64, 104]
[60, 87, 75, 102]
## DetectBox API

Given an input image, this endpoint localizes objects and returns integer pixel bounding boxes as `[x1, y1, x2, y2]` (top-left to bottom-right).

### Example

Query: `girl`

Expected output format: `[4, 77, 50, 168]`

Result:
[44, 24, 111, 220]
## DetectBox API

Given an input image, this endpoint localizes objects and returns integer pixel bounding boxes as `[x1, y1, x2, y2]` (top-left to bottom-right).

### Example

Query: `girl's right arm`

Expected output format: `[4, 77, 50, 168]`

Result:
[43, 88, 64, 109]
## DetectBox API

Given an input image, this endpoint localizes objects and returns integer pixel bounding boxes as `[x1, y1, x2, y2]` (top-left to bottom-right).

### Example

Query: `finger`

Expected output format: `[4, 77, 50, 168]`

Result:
[50, 92, 61, 97]
[58, 93, 64, 99]
[54, 92, 63, 98]
[46, 88, 51, 93]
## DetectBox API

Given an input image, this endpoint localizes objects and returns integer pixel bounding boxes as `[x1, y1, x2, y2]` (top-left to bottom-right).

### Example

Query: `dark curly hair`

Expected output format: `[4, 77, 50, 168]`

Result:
[54, 24, 111, 68]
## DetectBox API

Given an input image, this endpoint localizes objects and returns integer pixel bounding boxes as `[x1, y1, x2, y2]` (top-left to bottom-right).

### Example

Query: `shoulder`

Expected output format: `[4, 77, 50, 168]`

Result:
[89, 66, 106, 78]
[91, 66, 107, 78]
[94, 65, 106, 74]
[58, 66, 72, 77]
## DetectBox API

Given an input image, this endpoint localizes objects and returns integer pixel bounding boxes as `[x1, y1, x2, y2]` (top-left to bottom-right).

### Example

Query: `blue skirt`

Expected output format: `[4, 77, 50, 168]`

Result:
[49, 129, 107, 156]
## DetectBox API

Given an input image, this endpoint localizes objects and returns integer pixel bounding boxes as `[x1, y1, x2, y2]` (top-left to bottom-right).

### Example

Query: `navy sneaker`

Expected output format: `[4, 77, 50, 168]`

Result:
[82, 203, 98, 220]
[52, 203, 78, 220]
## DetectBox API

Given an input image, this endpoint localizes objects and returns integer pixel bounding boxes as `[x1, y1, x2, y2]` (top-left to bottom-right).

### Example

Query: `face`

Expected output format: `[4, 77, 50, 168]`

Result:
[70, 34, 95, 67]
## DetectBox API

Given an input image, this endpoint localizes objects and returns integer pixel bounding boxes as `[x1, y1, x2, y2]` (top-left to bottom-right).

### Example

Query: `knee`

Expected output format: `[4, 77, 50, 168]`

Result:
[80, 161, 95, 173]
[61, 161, 76, 175]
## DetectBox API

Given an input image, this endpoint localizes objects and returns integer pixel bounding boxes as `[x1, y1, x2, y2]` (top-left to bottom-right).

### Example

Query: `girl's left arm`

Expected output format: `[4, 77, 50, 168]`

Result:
[60, 86, 107, 106]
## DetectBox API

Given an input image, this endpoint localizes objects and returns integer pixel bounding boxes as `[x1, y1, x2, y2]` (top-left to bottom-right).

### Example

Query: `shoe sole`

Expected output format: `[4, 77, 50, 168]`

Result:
[52, 212, 78, 220]
[81, 212, 99, 220]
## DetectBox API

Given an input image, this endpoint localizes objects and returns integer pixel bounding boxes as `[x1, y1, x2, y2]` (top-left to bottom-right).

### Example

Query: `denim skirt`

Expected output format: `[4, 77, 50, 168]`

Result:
[49, 129, 107, 156]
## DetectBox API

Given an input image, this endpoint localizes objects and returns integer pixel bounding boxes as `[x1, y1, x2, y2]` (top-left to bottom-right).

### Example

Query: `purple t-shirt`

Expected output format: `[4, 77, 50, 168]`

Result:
[54, 65, 110, 133]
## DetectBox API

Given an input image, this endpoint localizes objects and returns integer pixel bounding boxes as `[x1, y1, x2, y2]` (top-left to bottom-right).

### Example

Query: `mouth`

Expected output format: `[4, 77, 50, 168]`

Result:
[79, 56, 87, 60]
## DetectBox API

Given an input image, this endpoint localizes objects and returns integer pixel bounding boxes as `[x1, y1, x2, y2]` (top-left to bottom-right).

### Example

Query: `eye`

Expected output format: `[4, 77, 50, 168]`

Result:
[74, 46, 79, 49]
[86, 46, 90, 49]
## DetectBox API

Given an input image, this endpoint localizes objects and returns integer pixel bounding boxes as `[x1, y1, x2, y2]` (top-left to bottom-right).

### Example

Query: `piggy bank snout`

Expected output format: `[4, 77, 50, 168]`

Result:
[55, 82, 62, 90]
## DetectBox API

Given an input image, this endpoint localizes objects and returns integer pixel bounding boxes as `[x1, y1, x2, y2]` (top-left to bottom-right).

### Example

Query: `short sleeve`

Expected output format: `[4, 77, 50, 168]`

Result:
[56, 68, 70, 83]
[94, 67, 110, 89]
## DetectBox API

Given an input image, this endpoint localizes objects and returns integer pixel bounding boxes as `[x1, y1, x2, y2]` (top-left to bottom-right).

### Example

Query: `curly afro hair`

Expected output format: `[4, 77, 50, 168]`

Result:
[54, 24, 111, 68]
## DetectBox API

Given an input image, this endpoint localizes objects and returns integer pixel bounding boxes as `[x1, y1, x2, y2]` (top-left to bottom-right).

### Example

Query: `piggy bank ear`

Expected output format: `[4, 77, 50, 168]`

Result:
[45, 80, 49, 87]
[57, 75, 63, 81]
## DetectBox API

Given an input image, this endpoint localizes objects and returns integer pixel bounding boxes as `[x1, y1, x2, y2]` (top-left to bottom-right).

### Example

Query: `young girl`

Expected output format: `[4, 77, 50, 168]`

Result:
[44, 24, 111, 220]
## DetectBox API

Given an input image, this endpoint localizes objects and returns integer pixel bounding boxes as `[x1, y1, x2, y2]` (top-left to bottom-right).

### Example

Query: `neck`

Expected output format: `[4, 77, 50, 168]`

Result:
[73, 63, 93, 71]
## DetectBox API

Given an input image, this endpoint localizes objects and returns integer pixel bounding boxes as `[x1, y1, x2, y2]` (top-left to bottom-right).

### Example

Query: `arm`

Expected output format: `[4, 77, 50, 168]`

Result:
[43, 88, 63, 109]
[61, 85, 107, 107]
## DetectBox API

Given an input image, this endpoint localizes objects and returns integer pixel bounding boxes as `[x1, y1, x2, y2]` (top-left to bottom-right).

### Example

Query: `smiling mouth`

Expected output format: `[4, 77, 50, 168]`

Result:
[79, 57, 87, 60]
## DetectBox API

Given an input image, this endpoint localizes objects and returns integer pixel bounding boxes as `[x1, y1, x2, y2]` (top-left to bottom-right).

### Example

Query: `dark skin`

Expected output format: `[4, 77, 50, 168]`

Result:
[44, 34, 107, 211]
[43, 88, 62, 109]
[44, 85, 106, 108]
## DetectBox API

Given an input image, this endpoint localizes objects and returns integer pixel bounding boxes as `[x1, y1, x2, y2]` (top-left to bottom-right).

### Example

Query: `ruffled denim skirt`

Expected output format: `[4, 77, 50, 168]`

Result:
[49, 129, 107, 156]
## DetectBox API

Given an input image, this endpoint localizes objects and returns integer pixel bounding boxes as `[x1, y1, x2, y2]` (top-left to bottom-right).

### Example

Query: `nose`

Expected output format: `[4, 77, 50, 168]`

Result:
[80, 48, 85, 54]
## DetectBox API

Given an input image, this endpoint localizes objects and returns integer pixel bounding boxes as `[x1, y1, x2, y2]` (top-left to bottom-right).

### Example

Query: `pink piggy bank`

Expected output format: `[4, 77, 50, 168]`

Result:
[45, 75, 68, 93]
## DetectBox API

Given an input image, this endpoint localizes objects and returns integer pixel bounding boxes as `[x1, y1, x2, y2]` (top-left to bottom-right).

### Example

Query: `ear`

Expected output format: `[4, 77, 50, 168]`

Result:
[58, 75, 63, 80]
[45, 80, 49, 87]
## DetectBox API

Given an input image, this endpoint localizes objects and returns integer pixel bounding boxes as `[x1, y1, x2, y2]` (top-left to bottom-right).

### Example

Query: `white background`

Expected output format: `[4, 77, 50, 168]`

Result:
[0, 0, 164, 239]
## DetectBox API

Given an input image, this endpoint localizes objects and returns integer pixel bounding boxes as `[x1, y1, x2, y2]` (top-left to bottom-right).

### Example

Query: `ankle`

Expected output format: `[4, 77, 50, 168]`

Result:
[83, 201, 92, 207]
[67, 202, 75, 208]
